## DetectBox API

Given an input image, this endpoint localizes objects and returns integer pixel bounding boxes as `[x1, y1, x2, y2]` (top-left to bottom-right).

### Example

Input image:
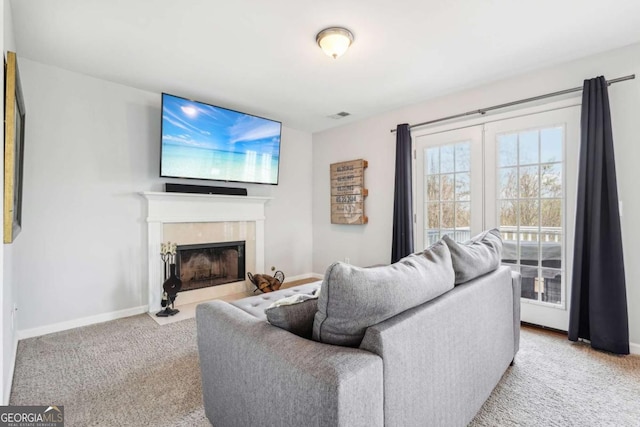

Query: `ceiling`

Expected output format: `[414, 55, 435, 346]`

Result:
[9, 0, 640, 133]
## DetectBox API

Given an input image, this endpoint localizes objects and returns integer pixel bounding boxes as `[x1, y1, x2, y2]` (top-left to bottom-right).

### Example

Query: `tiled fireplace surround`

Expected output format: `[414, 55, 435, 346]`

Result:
[142, 192, 272, 314]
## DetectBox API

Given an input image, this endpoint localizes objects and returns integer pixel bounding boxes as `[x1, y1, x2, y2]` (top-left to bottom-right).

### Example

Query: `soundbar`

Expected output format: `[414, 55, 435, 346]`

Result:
[165, 183, 248, 196]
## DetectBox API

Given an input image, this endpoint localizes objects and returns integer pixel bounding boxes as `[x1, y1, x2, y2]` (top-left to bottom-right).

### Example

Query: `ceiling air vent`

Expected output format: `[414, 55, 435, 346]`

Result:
[328, 111, 351, 119]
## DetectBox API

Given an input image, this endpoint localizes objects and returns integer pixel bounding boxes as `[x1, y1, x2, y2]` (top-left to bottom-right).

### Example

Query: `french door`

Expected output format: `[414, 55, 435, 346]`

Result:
[414, 126, 484, 246]
[414, 107, 579, 330]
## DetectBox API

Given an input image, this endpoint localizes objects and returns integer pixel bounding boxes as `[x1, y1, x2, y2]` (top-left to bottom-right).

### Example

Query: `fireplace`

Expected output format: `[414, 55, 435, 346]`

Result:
[142, 192, 270, 314]
[176, 241, 246, 292]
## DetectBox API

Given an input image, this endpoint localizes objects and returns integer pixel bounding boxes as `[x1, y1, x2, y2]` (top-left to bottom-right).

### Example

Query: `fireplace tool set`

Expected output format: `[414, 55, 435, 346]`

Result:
[157, 242, 182, 317]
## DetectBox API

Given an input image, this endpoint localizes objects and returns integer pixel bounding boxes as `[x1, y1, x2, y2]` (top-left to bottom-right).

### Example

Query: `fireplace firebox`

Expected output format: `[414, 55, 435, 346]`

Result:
[176, 241, 246, 292]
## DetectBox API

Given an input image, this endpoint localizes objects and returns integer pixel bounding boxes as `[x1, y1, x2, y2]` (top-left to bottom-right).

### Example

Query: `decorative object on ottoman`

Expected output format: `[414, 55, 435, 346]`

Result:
[247, 270, 285, 293]
[157, 241, 182, 317]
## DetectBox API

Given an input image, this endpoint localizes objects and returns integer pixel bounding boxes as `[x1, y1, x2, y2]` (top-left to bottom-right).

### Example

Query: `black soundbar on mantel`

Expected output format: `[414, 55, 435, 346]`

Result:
[165, 183, 248, 196]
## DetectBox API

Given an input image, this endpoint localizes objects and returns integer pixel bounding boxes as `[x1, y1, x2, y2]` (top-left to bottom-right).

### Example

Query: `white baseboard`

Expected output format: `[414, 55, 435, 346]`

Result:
[286, 273, 323, 282]
[4, 335, 18, 405]
[16, 305, 149, 341]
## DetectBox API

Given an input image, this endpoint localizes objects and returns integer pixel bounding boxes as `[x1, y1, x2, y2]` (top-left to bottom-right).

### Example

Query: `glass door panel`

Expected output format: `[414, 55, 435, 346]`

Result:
[485, 107, 579, 331]
[414, 126, 483, 250]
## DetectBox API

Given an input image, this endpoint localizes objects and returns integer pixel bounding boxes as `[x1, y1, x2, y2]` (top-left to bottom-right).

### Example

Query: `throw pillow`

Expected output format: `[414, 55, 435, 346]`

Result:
[265, 293, 319, 339]
[442, 228, 503, 285]
[312, 240, 455, 347]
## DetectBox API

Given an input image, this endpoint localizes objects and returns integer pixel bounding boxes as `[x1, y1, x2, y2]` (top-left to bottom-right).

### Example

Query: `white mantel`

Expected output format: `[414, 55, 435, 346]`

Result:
[141, 191, 272, 313]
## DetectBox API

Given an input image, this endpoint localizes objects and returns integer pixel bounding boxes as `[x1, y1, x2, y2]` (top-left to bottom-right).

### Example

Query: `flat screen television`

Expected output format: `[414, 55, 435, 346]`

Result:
[160, 93, 281, 185]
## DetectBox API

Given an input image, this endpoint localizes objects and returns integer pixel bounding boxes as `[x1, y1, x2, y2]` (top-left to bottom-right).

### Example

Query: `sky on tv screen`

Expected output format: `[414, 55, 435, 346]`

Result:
[161, 93, 281, 184]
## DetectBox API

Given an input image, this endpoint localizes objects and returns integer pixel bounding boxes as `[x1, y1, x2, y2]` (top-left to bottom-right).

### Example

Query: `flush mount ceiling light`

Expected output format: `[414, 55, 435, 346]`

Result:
[316, 27, 354, 59]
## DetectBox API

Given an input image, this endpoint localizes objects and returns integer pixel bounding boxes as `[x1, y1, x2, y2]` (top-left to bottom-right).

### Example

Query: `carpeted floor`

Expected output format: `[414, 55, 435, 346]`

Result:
[469, 328, 640, 427]
[10, 315, 640, 426]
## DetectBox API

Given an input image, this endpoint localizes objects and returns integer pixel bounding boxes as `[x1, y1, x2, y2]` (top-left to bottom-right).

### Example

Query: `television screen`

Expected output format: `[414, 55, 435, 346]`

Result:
[160, 93, 281, 185]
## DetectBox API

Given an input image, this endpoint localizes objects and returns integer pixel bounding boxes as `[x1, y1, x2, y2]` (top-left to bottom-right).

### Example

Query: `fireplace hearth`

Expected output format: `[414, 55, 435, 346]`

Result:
[176, 241, 246, 292]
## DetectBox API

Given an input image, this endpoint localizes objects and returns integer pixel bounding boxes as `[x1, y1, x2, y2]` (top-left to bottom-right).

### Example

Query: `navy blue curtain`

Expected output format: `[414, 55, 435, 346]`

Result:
[391, 124, 414, 263]
[568, 76, 629, 355]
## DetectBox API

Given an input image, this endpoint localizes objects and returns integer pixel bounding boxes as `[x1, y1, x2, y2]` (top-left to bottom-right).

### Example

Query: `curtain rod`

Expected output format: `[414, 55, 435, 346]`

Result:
[390, 74, 636, 133]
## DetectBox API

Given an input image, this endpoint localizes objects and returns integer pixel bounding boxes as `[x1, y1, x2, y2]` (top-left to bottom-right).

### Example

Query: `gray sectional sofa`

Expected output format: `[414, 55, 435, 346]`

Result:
[196, 232, 521, 427]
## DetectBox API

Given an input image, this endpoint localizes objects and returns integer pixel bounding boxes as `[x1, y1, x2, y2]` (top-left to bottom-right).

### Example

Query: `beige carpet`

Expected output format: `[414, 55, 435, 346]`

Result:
[470, 327, 640, 426]
[10, 315, 640, 426]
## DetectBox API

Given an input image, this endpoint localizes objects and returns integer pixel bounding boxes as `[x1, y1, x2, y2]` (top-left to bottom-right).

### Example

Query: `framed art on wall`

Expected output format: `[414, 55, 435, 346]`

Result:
[330, 159, 368, 225]
[4, 51, 26, 244]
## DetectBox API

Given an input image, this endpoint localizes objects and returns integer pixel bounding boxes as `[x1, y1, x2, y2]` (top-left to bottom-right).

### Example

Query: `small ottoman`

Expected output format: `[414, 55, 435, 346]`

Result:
[229, 281, 322, 320]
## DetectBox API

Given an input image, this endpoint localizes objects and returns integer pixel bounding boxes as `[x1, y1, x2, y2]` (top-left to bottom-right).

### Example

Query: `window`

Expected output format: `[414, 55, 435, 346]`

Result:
[424, 142, 472, 245]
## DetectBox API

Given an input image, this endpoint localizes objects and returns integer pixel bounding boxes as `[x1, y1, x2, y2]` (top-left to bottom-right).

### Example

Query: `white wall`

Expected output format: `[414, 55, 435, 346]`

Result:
[312, 120, 396, 271]
[261, 126, 313, 275]
[2, 0, 17, 404]
[312, 43, 640, 346]
[15, 59, 313, 332]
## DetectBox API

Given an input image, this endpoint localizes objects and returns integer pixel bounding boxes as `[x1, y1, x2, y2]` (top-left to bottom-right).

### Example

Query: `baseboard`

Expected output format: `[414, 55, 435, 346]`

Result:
[16, 305, 149, 341]
[286, 273, 323, 282]
[4, 335, 18, 405]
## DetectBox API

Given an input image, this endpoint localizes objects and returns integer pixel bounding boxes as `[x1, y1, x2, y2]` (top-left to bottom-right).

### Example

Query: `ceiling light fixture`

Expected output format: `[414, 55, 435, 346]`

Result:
[316, 27, 354, 59]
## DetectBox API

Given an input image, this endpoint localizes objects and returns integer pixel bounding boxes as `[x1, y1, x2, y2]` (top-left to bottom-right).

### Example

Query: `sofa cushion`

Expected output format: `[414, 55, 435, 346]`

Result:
[265, 293, 319, 339]
[442, 228, 503, 285]
[312, 240, 455, 347]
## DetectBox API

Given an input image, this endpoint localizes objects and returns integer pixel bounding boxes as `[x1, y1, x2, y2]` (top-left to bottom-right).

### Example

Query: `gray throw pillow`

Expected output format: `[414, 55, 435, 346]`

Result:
[265, 297, 318, 339]
[312, 240, 455, 347]
[442, 228, 503, 285]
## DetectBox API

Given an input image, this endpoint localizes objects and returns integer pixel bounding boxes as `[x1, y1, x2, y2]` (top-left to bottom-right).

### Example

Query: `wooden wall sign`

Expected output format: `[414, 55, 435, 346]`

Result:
[330, 159, 368, 225]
